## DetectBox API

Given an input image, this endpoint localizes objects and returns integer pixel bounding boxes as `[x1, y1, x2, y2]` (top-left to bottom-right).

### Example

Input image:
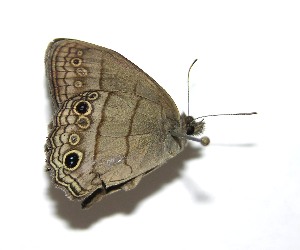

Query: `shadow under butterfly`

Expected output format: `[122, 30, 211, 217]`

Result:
[44, 38, 256, 209]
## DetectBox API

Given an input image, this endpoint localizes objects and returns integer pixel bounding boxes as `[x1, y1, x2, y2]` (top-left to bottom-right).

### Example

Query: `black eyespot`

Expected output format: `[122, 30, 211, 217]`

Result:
[64, 152, 80, 169]
[71, 58, 82, 67]
[186, 126, 195, 135]
[75, 101, 89, 114]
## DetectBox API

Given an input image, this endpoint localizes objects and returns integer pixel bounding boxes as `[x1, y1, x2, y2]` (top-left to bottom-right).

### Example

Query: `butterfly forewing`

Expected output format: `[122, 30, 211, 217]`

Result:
[45, 38, 180, 121]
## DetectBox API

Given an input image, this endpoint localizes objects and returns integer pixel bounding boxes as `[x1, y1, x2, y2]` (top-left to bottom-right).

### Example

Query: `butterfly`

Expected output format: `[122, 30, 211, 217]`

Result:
[45, 38, 211, 208]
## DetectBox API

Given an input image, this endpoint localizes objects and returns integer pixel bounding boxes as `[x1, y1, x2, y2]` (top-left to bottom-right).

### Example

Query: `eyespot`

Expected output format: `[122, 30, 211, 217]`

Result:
[71, 58, 82, 67]
[69, 133, 80, 145]
[77, 50, 83, 56]
[74, 101, 92, 115]
[87, 92, 99, 101]
[76, 116, 90, 129]
[76, 67, 88, 76]
[63, 150, 83, 170]
[76, 101, 89, 114]
[74, 80, 83, 88]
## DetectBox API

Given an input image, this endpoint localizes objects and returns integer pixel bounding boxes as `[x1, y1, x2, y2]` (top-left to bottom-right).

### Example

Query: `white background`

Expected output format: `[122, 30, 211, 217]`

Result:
[1, 0, 299, 249]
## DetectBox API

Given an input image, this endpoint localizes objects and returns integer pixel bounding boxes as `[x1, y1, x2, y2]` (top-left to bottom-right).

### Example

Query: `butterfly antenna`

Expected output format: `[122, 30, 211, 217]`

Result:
[187, 59, 198, 116]
[194, 112, 257, 120]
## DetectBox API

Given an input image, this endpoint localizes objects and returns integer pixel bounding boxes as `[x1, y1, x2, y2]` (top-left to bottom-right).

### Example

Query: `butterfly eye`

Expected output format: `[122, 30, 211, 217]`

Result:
[63, 150, 83, 170]
[74, 101, 92, 115]
[186, 126, 195, 135]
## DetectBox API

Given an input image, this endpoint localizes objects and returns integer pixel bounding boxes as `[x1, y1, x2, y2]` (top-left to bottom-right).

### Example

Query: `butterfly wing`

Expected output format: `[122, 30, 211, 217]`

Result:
[45, 38, 179, 122]
[45, 39, 186, 206]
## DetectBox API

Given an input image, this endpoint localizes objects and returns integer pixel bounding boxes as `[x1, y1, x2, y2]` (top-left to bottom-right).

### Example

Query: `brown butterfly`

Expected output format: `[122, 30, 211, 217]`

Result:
[44, 38, 215, 208]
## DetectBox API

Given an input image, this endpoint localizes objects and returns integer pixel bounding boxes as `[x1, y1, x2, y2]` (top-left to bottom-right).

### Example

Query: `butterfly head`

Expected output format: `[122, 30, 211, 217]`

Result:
[170, 113, 210, 146]
[185, 115, 205, 136]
